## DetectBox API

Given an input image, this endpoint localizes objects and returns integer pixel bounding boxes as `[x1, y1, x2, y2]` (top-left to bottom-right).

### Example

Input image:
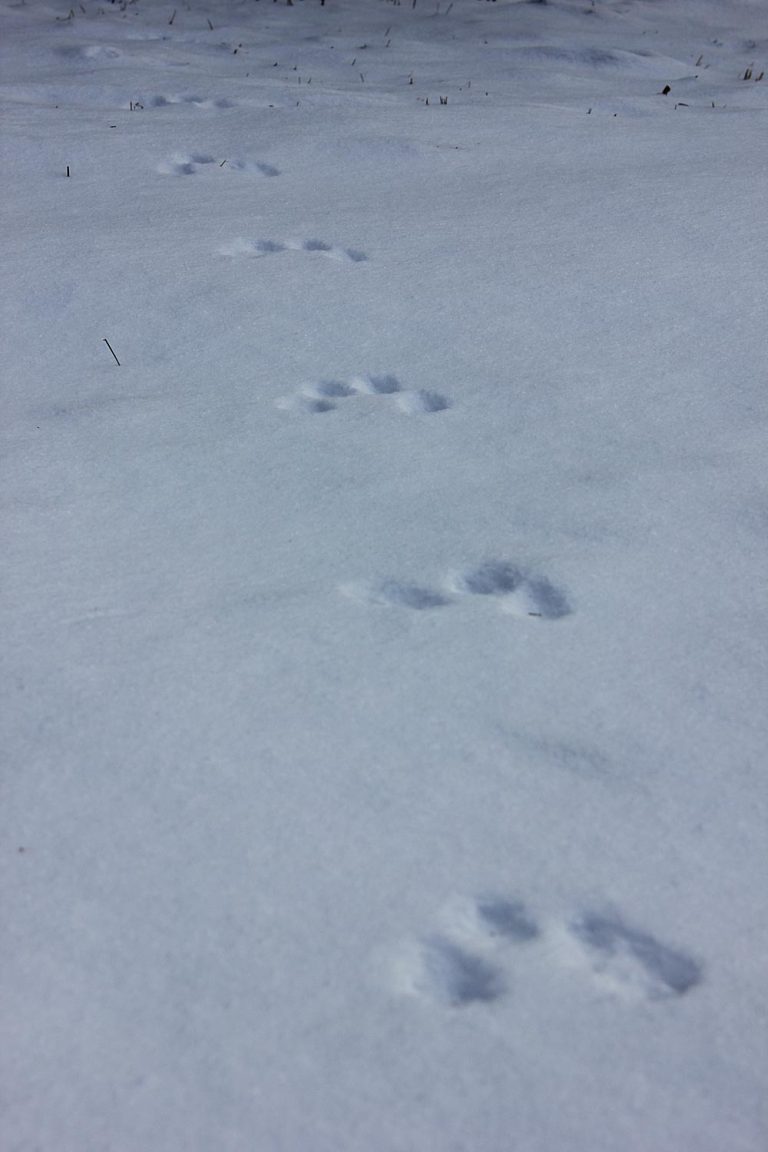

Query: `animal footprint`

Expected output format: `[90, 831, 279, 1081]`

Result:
[220, 238, 367, 261]
[159, 154, 278, 176]
[390, 895, 537, 1009]
[57, 44, 122, 60]
[339, 580, 451, 610]
[145, 94, 234, 109]
[351, 373, 401, 394]
[395, 390, 450, 413]
[301, 379, 358, 400]
[341, 560, 569, 619]
[564, 911, 702, 1001]
[447, 561, 571, 619]
[392, 937, 505, 1007]
[276, 374, 450, 416]
[442, 895, 541, 946]
[158, 152, 216, 176]
[225, 159, 280, 176]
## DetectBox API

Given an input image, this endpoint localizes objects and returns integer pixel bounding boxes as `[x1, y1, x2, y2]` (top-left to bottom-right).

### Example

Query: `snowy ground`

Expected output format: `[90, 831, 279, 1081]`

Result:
[2, 0, 768, 1148]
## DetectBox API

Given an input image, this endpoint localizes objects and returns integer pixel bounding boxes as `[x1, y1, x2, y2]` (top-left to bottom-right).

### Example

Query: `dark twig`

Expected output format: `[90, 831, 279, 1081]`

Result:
[103, 338, 120, 366]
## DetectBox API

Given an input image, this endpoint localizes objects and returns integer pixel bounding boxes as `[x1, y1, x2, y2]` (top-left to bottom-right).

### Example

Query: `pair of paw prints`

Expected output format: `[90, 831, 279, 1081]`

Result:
[391, 896, 702, 1008]
[276, 373, 450, 416]
[392, 896, 539, 1007]
[158, 154, 279, 176]
[341, 560, 571, 620]
[220, 237, 367, 262]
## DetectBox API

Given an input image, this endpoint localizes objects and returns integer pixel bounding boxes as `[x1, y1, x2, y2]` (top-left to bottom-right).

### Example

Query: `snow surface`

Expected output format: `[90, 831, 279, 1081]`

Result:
[2, 0, 768, 1148]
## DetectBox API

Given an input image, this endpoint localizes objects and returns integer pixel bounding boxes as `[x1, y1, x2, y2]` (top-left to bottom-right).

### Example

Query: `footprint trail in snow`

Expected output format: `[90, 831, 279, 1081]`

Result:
[220, 237, 367, 262]
[341, 560, 571, 620]
[276, 374, 450, 417]
[389, 896, 701, 1009]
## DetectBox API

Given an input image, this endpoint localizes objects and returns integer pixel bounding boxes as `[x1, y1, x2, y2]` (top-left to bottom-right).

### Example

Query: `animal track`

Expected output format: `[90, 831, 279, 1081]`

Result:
[56, 44, 123, 60]
[389, 896, 701, 1010]
[447, 561, 571, 619]
[341, 560, 570, 620]
[448, 560, 521, 597]
[276, 374, 450, 417]
[444, 895, 541, 945]
[566, 911, 702, 1001]
[158, 152, 215, 176]
[142, 94, 234, 109]
[159, 154, 279, 177]
[225, 159, 280, 176]
[219, 238, 367, 262]
[353, 373, 401, 394]
[340, 579, 452, 610]
[392, 897, 538, 1007]
[392, 937, 505, 1007]
[395, 390, 450, 413]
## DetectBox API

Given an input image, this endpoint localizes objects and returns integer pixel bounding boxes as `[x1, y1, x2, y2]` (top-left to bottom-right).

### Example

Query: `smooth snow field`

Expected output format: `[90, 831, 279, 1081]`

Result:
[2, 0, 767, 1148]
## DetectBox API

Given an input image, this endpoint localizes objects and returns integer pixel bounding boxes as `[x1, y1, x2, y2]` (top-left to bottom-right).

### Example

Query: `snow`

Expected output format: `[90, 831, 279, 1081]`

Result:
[2, 0, 767, 1148]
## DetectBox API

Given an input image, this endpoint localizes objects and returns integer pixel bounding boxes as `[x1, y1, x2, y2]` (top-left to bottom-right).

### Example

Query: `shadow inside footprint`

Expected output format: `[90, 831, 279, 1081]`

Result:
[396, 390, 451, 414]
[475, 898, 540, 943]
[275, 395, 334, 414]
[407, 938, 504, 1006]
[255, 239, 287, 254]
[503, 575, 571, 620]
[301, 398, 335, 414]
[571, 912, 702, 998]
[163, 152, 216, 175]
[453, 561, 523, 596]
[340, 579, 450, 610]
[303, 379, 356, 399]
[377, 580, 450, 609]
[227, 159, 280, 176]
[352, 373, 402, 395]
